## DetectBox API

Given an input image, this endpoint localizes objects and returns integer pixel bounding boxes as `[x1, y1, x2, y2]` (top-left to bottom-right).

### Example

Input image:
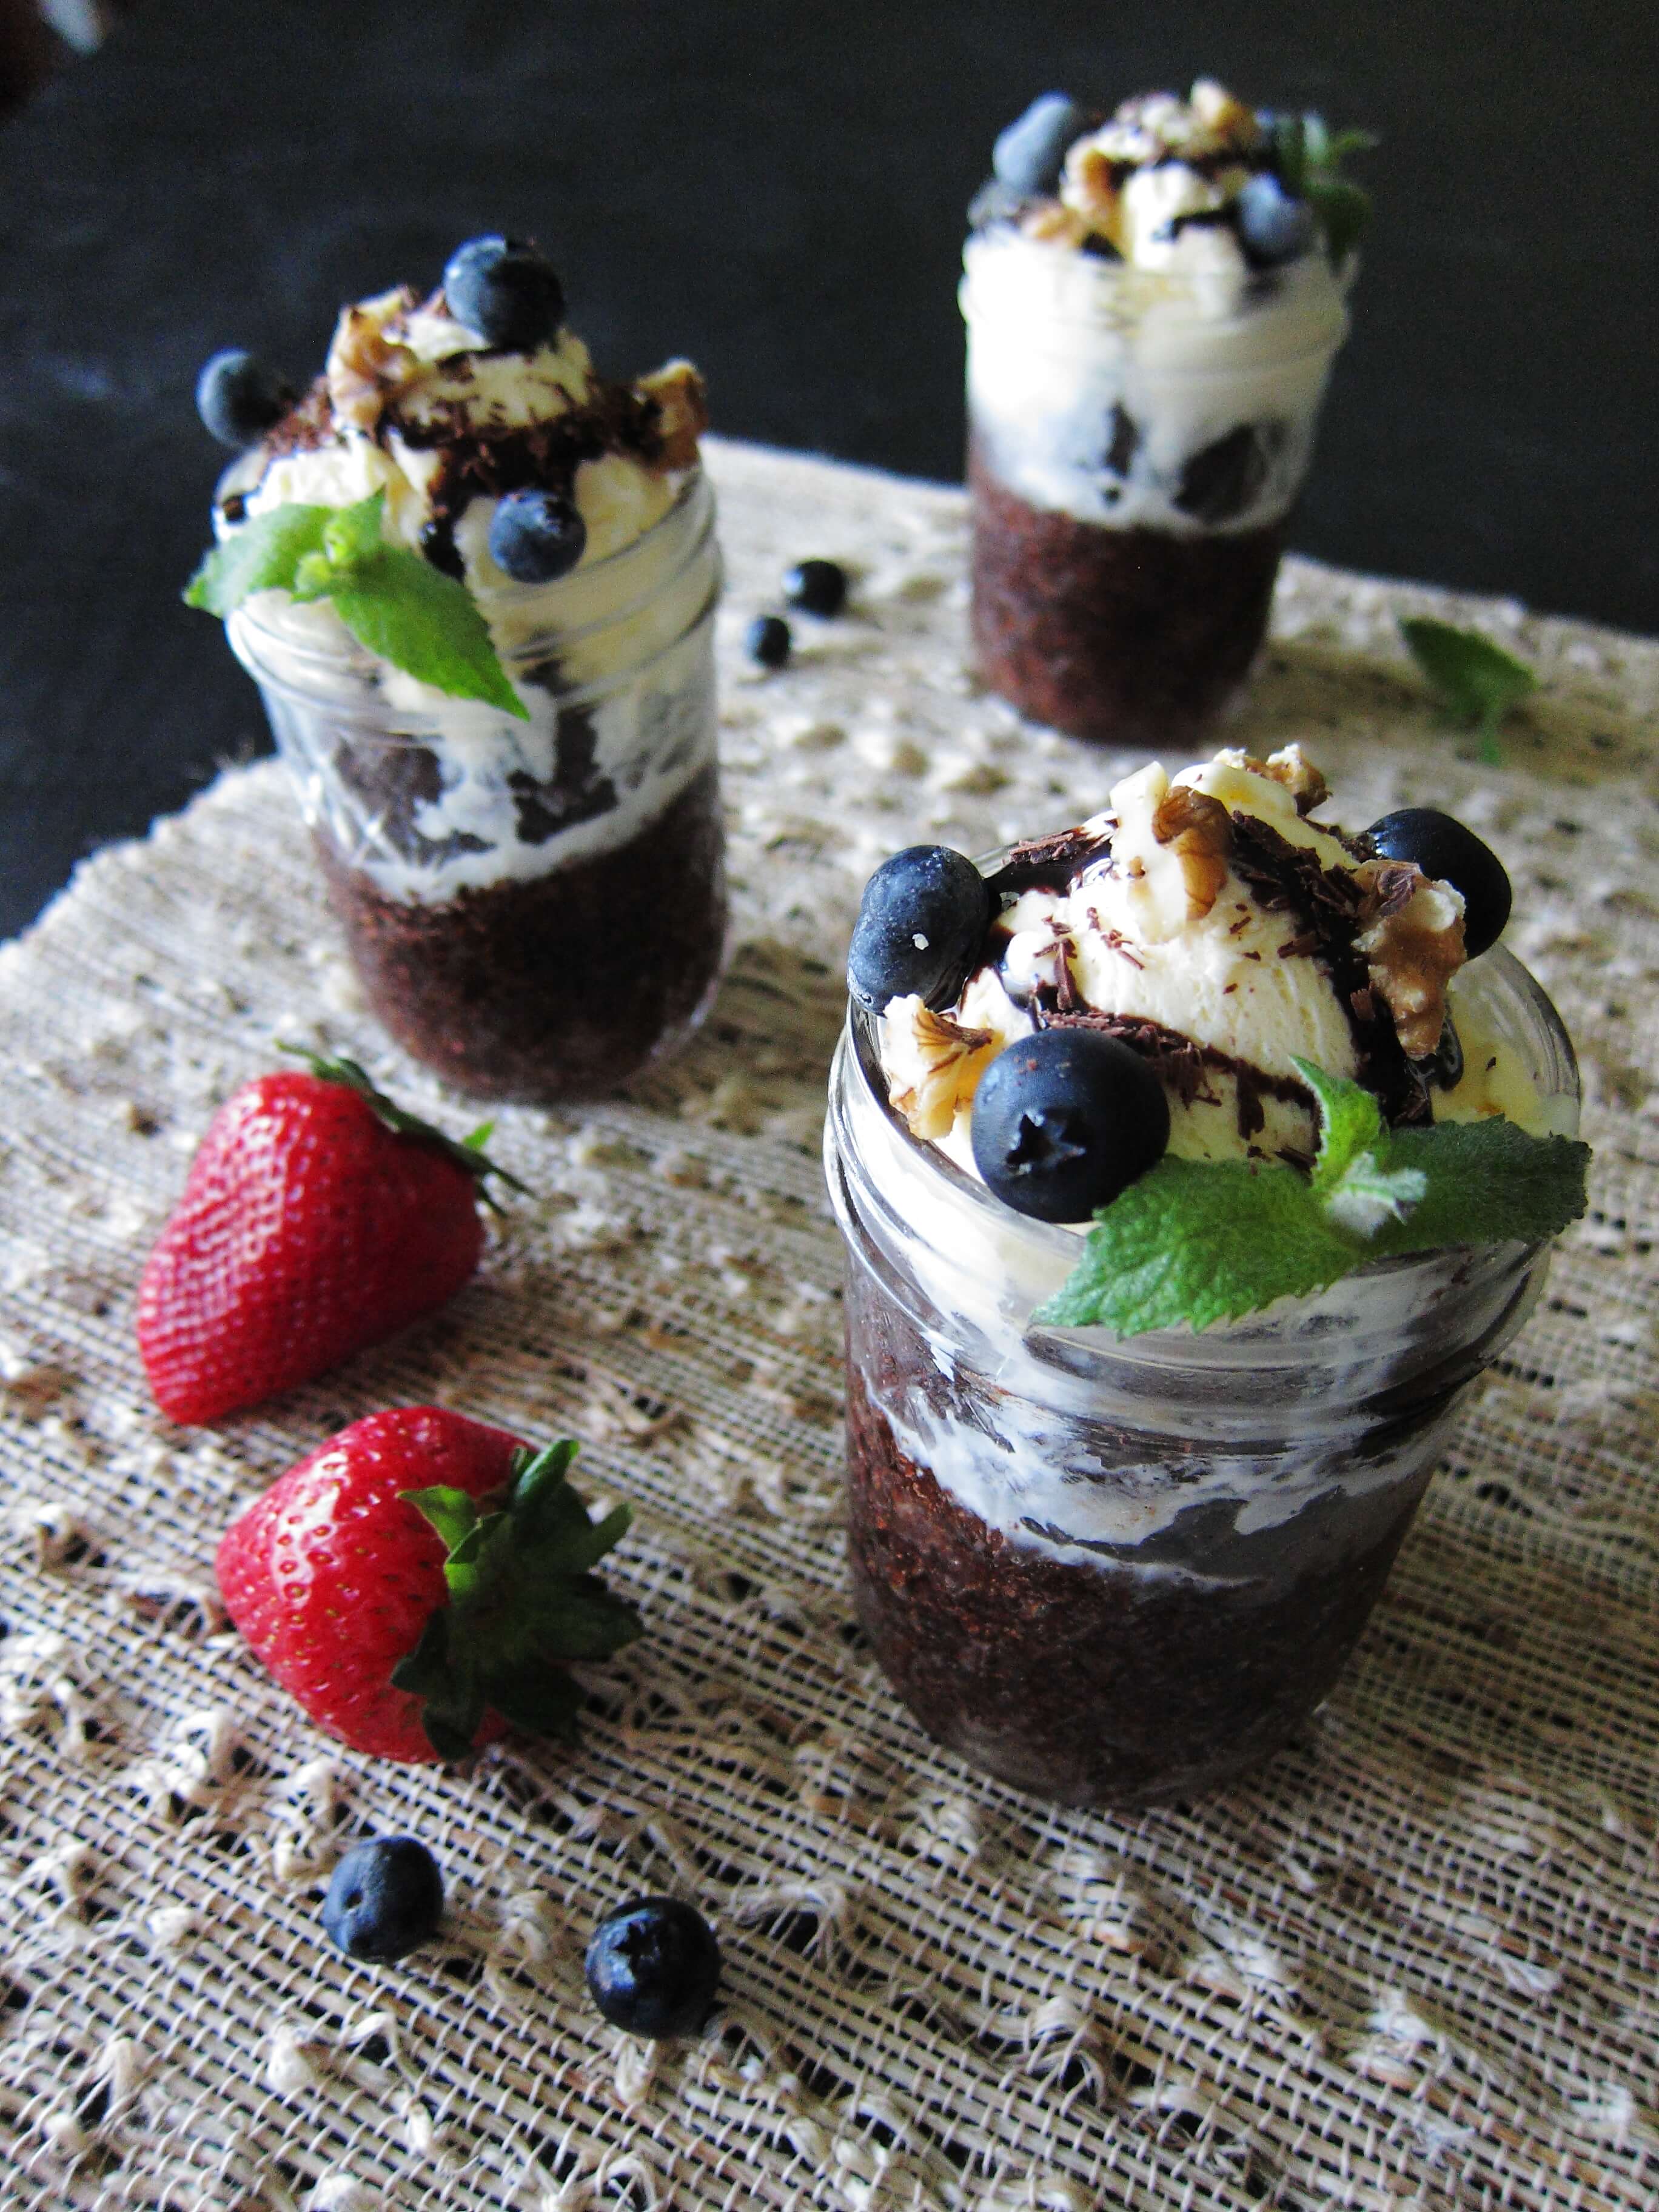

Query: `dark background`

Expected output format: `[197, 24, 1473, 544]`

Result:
[3, 0, 1654, 939]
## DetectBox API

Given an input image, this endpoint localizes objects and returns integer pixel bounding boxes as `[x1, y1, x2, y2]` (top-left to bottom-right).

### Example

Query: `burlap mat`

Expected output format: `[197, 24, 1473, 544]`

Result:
[2, 439, 1656, 2211]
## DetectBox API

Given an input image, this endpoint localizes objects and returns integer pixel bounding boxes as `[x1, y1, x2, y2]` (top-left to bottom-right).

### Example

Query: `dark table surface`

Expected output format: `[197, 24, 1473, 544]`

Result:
[3, 0, 1654, 941]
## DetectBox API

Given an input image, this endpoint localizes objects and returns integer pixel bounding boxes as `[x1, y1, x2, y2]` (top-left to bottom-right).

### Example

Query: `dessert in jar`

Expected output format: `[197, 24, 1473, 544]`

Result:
[826, 748, 1586, 1806]
[186, 237, 724, 1104]
[964, 83, 1366, 746]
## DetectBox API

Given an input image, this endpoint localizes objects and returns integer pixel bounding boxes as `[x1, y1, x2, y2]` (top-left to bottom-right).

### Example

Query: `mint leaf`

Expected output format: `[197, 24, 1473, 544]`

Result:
[1305, 175, 1372, 266]
[395, 1437, 642, 1761]
[183, 492, 529, 720]
[1370, 1118, 1589, 1255]
[1033, 1157, 1356, 1335]
[182, 503, 332, 615]
[330, 546, 529, 719]
[1401, 617, 1536, 762]
[1274, 110, 1375, 262]
[1034, 1063, 1590, 1338]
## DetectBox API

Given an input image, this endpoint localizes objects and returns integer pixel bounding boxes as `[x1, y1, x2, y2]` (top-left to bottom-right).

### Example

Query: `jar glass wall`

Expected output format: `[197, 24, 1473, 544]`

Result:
[229, 470, 725, 1104]
[825, 940, 1579, 1806]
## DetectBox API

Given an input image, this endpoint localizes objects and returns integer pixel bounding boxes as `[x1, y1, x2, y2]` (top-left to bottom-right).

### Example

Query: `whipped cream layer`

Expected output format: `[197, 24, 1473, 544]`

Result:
[878, 748, 1548, 1185]
[966, 78, 1352, 531]
[221, 278, 718, 904]
[962, 227, 1347, 532]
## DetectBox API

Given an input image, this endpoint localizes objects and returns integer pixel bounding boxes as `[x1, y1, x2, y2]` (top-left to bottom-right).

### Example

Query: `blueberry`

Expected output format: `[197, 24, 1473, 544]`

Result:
[993, 93, 1087, 197]
[488, 489, 588, 583]
[746, 614, 792, 669]
[585, 1896, 721, 2038]
[783, 559, 848, 618]
[322, 1838, 443, 1963]
[970, 1030, 1170, 1223]
[442, 236, 565, 351]
[848, 845, 992, 1014]
[195, 349, 295, 448]
[1363, 809, 1513, 958]
[1235, 173, 1316, 268]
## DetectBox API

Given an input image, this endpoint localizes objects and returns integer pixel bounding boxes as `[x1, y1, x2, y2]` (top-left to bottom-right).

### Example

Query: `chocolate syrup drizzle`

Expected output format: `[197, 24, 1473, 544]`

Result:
[979, 803, 1450, 1150]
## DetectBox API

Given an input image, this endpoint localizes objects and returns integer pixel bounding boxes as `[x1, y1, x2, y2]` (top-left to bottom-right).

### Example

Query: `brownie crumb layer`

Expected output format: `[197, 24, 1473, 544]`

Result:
[968, 440, 1282, 748]
[845, 1349, 1443, 1808]
[316, 762, 726, 1104]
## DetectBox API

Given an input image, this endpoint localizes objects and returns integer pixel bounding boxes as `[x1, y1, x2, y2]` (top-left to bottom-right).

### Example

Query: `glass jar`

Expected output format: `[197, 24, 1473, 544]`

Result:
[229, 470, 725, 1104]
[962, 227, 1350, 748]
[825, 940, 1580, 1807]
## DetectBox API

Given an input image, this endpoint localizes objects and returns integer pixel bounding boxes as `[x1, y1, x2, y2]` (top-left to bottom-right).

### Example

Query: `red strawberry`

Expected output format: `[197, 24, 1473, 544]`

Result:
[137, 1052, 523, 1424]
[216, 1406, 642, 1762]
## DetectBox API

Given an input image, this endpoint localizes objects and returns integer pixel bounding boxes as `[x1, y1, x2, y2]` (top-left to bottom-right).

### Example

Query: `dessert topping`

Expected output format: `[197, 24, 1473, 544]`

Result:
[848, 844, 994, 1013]
[585, 1898, 722, 2039]
[1364, 808, 1512, 959]
[440, 234, 566, 352]
[993, 92, 1091, 198]
[969, 1028, 1171, 1223]
[216, 1409, 642, 1763]
[488, 486, 589, 582]
[1150, 783, 1232, 923]
[195, 348, 296, 449]
[1035, 1057, 1589, 1336]
[882, 999, 998, 1142]
[637, 358, 709, 469]
[1353, 861, 1468, 1058]
[1261, 743, 1328, 814]
[323, 1838, 444, 1962]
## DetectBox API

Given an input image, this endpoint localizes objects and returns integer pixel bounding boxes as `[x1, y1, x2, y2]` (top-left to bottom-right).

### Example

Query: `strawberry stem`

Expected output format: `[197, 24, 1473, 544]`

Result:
[276, 1045, 529, 1212]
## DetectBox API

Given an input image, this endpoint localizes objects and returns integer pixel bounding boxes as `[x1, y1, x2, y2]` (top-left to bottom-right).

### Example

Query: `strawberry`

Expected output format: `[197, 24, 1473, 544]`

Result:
[137, 1052, 524, 1424]
[216, 1406, 642, 1762]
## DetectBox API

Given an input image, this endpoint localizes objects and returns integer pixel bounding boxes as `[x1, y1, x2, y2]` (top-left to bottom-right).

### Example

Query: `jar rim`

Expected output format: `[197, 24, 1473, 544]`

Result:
[228, 465, 714, 678]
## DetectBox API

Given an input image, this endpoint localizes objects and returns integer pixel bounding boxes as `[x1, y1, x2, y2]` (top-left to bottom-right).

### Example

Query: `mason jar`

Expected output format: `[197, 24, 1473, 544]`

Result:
[228, 469, 725, 1104]
[825, 936, 1579, 1807]
[962, 226, 1351, 748]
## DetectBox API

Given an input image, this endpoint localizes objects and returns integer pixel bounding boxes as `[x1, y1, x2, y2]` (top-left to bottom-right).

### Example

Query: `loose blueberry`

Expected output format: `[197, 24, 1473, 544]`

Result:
[746, 614, 792, 669]
[848, 845, 992, 1014]
[442, 236, 565, 351]
[195, 349, 295, 448]
[488, 489, 588, 583]
[1363, 808, 1513, 958]
[993, 93, 1087, 197]
[783, 558, 848, 618]
[322, 1838, 443, 1963]
[1235, 173, 1316, 268]
[585, 1896, 721, 2039]
[970, 1030, 1170, 1224]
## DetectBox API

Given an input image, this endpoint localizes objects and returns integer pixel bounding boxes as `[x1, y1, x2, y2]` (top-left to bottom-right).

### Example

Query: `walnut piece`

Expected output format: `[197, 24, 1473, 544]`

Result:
[1262, 744, 1329, 816]
[325, 287, 421, 433]
[1353, 860, 1467, 1058]
[882, 999, 997, 1142]
[1021, 201, 1090, 247]
[1151, 786, 1232, 921]
[636, 360, 708, 471]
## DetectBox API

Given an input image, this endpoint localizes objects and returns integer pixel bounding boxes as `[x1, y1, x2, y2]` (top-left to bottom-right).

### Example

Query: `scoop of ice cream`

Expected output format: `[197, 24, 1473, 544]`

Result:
[217, 264, 707, 631]
[874, 747, 1543, 1186]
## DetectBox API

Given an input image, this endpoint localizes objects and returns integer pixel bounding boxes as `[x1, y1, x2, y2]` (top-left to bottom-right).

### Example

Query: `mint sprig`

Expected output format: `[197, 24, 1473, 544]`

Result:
[185, 491, 529, 720]
[392, 1439, 642, 1761]
[1400, 616, 1537, 765]
[1272, 112, 1376, 264]
[1032, 1060, 1589, 1338]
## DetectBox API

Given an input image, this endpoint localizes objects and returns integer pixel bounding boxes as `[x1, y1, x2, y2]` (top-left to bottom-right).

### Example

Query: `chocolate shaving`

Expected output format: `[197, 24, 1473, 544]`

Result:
[1226, 811, 1427, 1125]
[988, 823, 1114, 897]
[1037, 1007, 1315, 1141]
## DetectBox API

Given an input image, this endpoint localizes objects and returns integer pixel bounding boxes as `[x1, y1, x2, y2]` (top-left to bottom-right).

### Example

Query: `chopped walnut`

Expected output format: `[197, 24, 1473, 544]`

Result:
[1021, 200, 1090, 247]
[882, 999, 998, 1142]
[1262, 745, 1329, 816]
[325, 287, 421, 433]
[1353, 860, 1467, 1057]
[1061, 143, 1121, 231]
[1188, 78, 1262, 149]
[1151, 786, 1233, 921]
[636, 360, 708, 471]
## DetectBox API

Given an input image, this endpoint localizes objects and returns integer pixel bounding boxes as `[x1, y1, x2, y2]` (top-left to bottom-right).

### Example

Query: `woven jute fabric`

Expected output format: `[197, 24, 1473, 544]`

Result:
[1, 439, 1656, 2212]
